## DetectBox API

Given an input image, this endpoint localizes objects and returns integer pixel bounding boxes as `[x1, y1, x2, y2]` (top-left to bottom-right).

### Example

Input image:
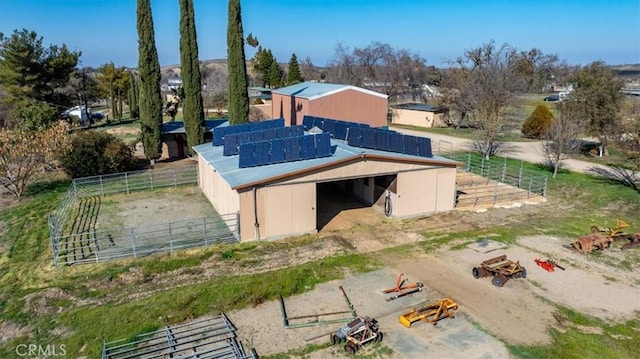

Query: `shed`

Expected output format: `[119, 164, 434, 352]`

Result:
[162, 119, 226, 159]
[194, 117, 460, 241]
[391, 103, 448, 128]
[271, 82, 388, 127]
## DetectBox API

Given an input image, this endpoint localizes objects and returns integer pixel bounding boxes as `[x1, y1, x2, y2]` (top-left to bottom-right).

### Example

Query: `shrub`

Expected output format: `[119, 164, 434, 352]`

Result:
[59, 131, 136, 178]
[521, 105, 555, 139]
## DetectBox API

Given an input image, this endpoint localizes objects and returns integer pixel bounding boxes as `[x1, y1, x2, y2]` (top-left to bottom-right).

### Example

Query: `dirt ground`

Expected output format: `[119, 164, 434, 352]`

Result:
[220, 201, 640, 358]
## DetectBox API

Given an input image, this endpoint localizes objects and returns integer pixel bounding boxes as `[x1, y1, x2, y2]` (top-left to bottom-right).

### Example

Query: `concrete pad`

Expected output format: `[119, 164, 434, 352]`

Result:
[467, 238, 508, 253]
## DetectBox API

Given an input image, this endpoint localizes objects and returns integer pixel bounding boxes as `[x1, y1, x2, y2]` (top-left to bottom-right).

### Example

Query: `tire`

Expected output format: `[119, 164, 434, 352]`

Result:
[331, 334, 340, 345]
[376, 331, 383, 343]
[344, 343, 357, 355]
[520, 268, 527, 279]
[472, 267, 480, 279]
[492, 274, 506, 287]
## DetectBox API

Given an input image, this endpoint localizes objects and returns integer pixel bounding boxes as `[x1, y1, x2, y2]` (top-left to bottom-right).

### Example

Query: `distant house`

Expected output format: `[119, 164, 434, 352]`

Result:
[161, 119, 227, 158]
[391, 103, 448, 128]
[271, 82, 388, 127]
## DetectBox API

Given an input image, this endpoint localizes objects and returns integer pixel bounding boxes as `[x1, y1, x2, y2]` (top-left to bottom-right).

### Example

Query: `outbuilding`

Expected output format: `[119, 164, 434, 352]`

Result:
[194, 117, 460, 241]
[391, 103, 448, 128]
[271, 82, 388, 128]
[162, 119, 226, 159]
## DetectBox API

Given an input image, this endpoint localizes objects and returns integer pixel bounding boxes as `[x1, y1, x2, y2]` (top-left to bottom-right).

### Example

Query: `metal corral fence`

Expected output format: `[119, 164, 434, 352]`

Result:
[449, 153, 548, 208]
[48, 167, 240, 267]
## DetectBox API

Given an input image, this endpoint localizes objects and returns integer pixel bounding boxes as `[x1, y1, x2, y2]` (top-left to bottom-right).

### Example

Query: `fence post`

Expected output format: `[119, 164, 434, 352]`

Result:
[130, 228, 137, 258]
[467, 153, 471, 172]
[73, 180, 78, 199]
[100, 176, 104, 196]
[169, 223, 173, 253]
[236, 212, 241, 240]
[518, 161, 523, 188]
[493, 181, 499, 204]
[203, 218, 208, 246]
[542, 176, 548, 197]
[528, 178, 533, 198]
[125, 173, 130, 194]
[501, 157, 507, 183]
[93, 229, 99, 263]
[481, 156, 485, 176]
[150, 170, 154, 190]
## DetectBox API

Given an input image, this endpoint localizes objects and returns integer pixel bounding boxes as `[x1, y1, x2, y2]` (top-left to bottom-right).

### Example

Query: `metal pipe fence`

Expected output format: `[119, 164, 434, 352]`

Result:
[448, 153, 548, 208]
[47, 167, 243, 267]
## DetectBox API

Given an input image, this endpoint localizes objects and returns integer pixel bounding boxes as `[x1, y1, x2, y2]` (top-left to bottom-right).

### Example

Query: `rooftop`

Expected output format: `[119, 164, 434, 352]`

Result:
[162, 119, 227, 134]
[393, 103, 445, 112]
[193, 124, 458, 190]
[271, 81, 388, 101]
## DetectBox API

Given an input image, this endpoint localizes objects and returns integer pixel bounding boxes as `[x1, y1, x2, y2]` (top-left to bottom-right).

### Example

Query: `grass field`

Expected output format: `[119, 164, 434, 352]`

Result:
[1, 126, 639, 357]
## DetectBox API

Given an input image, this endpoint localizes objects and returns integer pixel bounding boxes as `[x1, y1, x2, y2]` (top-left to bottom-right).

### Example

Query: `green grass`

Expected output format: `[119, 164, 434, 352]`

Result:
[1, 138, 640, 358]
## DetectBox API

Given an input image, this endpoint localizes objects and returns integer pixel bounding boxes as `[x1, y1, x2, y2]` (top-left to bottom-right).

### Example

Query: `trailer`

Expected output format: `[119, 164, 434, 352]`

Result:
[399, 298, 458, 328]
[472, 254, 526, 287]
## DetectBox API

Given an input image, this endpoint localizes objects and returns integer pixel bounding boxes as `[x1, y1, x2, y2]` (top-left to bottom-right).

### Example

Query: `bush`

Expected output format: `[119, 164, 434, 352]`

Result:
[59, 131, 136, 178]
[521, 104, 554, 139]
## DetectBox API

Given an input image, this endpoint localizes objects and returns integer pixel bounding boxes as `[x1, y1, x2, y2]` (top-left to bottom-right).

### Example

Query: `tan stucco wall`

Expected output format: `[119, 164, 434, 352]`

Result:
[237, 183, 316, 241]
[391, 108, 445, 128]
[393, 167, 456, 217]
[271, 94, 309, 126]
[198, 157, 239, 216]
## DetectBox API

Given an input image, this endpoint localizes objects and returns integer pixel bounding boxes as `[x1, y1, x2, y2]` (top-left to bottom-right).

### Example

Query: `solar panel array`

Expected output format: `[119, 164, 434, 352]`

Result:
[223, 126, 304, 156]
[213, 118, 285, 146]
[302, 115, 433, 158]
[238, 133, 333, 168]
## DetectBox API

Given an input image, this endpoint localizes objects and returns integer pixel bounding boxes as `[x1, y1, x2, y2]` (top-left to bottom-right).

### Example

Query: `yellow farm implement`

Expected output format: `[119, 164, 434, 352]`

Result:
[399, 298, 458, 328]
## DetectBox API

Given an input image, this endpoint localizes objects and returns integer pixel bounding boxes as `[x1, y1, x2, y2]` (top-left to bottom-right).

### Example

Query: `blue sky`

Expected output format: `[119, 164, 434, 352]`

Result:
[1, 0, 639, 69]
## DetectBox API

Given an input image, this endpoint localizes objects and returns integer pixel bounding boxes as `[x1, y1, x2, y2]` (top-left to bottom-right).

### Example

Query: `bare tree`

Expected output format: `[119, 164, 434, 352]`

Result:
[446, 42, 523, 159]
[543, 102, 583, 177]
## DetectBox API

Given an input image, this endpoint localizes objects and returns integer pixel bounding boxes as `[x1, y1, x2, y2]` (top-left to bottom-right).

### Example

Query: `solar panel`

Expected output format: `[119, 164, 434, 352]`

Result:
[389, 133, 404, 154]
[256, 121, 268, 132]
[346, 127, 364, 147]
[362, 129, 377, 149]
[403, 136, 419, 156]
[238, 143, 255, 168]
[376, 130, 390, 151]
[223, 134, 239, 156]
[264, 128, 277, 141]
[333, 122, 348, 140]
[276, 126, 287, 138]
[417, 137, 433, 157]
[250, 131, 265, 142]
[213, 127, 226, 146]
[312, 117, 324, 130]
[315, 133, 332, 157]
[284, 136, 301, 161]
[254, 141, 270, 165]
[323, 120, 336, 137]
[291, 125, 304, 137]
[238, 132, 251, 145]
[270, 138, 285, 163]
[302, 116, 314, 131]
[300, 135, 316, 159]
[271, 118, 285, 128]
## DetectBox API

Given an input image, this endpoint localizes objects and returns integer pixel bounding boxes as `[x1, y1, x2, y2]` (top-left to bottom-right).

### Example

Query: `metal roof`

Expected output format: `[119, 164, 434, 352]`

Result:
[162, 119, 227, 134]
[393, 103, 444, 112]
[271, 81, 388, 101]
[193, 132, 459, 190]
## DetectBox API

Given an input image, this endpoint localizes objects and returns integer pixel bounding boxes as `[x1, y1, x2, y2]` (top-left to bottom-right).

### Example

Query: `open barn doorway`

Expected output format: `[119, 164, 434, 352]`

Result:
[316, 174, 397, 232]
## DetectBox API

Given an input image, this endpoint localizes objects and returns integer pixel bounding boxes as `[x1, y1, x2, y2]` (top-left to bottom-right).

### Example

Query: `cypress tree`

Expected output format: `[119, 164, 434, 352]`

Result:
[136, 0, 164, 164]
[287, 53, 303, 85]
[179, 0, 205, 154]
[128, 72, 140, 119]
[227, 0, 249, 124]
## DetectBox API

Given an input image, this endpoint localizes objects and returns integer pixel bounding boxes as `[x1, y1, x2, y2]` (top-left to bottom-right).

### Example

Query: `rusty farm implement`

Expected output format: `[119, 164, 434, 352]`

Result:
[399, 298, 458, 328]
[472, 254, 527, 287]
[382, 273, 424, 301]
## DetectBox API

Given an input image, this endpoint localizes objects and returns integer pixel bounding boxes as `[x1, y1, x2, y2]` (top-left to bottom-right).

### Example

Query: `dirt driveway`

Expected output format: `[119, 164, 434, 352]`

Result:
[225, 233, 640, 358]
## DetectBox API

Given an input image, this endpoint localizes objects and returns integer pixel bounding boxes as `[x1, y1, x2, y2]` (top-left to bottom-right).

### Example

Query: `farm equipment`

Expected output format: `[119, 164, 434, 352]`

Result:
[330, 316, 382, 355]
[279, 285, 357, 329]
[472, 254, 527, 287]
[572, 232, 614, 254]
[622, 233, 640, 250]
[590, 219, 630, 240]
[399, 298, 458, 328]
[534, 258, 565, 272]
[382, 273, 424, 302]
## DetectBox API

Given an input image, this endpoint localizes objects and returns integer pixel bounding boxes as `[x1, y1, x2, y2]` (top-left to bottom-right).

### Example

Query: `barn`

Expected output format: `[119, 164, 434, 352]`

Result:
[193, 117, 460, 242]
[271, 82, 388, 128]
[391, 103, 448, 128]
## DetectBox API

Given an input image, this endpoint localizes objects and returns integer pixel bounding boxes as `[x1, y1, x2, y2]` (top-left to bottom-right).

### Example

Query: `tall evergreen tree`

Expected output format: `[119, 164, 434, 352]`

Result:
[136, 0, 164, 164]
[179, 0, 205, 154]
[128, 72, 139, 119]
[226, 0, 249, 124]
[287, 53, 303, 85]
